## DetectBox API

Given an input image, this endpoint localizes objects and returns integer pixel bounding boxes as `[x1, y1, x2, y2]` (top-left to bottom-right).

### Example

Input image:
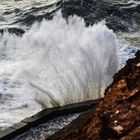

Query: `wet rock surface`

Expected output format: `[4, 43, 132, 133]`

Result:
[49, 51, 140, 140]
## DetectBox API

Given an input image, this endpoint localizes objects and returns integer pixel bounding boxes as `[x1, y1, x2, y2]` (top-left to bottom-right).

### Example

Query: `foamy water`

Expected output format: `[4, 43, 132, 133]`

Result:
[0, 12, 118, 129]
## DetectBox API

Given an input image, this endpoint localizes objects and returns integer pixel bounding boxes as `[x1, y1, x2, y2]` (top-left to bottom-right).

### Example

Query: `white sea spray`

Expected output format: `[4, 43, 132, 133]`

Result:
[0, 12, 118, 108]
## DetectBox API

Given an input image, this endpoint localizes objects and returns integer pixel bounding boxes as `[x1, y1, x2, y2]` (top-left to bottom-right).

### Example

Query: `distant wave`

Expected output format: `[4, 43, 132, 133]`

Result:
[0, 0, 140, 32]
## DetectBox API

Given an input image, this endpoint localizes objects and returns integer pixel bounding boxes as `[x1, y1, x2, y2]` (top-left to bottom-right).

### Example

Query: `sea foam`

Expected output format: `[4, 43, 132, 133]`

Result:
[0, 12, 118, 108]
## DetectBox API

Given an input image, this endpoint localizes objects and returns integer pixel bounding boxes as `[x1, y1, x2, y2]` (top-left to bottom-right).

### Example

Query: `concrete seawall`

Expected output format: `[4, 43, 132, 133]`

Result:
[0, 99, 100, 140]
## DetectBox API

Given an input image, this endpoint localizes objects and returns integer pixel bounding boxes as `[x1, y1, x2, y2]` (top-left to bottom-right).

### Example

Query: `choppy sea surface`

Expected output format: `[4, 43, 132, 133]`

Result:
[0, 0, 140, 137]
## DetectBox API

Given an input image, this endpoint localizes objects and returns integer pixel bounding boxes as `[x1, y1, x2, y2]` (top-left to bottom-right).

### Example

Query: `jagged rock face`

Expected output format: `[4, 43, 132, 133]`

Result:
[58, 51, 140, 140]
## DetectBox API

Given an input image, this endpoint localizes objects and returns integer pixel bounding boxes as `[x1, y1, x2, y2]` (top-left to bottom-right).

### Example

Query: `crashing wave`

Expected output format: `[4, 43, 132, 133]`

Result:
[0, 12, 118, 107]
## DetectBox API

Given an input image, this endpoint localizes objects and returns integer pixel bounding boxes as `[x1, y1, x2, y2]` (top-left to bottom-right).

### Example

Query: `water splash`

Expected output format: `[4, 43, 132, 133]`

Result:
[0, 12, 118, 108]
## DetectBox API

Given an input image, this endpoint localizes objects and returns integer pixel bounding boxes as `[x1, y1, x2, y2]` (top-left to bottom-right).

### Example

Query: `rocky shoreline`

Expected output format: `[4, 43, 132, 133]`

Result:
[48, 50, 140, 140]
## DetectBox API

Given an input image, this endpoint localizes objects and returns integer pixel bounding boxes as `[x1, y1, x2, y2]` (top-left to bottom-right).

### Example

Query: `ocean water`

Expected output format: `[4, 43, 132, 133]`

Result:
[0, 0, 140, 131]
